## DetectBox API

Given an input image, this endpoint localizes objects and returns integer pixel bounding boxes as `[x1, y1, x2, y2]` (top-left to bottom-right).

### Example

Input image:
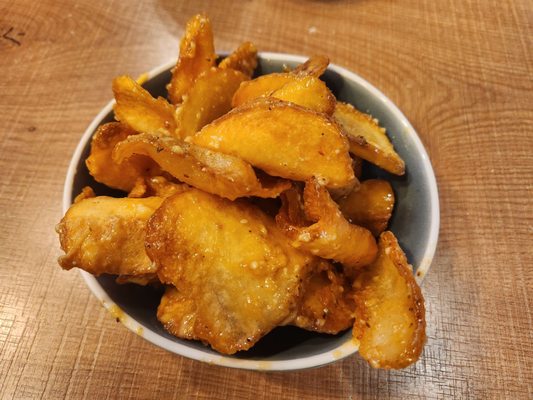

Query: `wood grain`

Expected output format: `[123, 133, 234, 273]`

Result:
[1, 0, 532, 398]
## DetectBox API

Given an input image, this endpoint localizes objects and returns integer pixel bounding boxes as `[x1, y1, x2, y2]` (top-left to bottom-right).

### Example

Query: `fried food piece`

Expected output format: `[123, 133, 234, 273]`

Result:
[157, 286, 198, 340]
[353, 231, 426, 369]
[145, 176, 190, 198]
[338, 179, 395, 236]
[146, 189, 315, 354]
[113, 133, 290, 200]
[128, 176, 190, 199]
[231, 73, 293, 107]
[86, 122, 161, 192]
[276, 178, 378, 273]
[193, 98, 355, 189]
[269, 75, 335, 114]
[292, 261, 354, 334]
[74, 186, 95, 203]
[291, 55, 329, 77]
[231, 56, 328, 107]
[232, 74, 335, 114]
[113, 76, 177, 136]
[176, 68, 248, 138]
[218, 42, 258, 77]
[127, 178, 148, 198]
[167, 14, 217, 104]
[334, 102, 405, 175]
[56, 196, 163, 276]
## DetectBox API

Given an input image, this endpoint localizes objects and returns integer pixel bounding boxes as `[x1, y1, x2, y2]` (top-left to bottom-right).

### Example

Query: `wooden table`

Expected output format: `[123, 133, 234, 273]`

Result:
[1, 0, 531, 398]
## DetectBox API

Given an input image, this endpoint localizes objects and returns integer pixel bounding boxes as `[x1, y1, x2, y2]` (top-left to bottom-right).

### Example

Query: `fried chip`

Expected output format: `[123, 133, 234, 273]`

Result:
[231, 73, 294, 107]
[86, 122, 161, 192]
[353, 231, 426, 369]
[338, 179, 395, 236]
[232, 74, 335, 114]
[193, 98, 355, 189]
[270, 75, 335, 114]
[232, 56, 326, 111]
[146, 189, 315, 354]
[113, 76, 177, 136]
[276, 178, 378, 273]
[334, 102, 405, 175]
[291, 55, 329, 77]
[127, 175, 190, 199]
[167, 14, 217, 104]
[73, 186, 95, 203]
[176, 67, 248, 138]
[157, 286, 199, 340]
[292, 261, 354, 334]
[218, 41, 258, 77]
[57, 196, 163, 276]
[113, 133, 290, 200]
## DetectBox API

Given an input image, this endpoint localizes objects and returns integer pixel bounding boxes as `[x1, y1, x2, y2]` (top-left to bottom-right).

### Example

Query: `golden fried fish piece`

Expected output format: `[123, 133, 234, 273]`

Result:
[231, 55, 329, 109]
[338, 179, 395, 236]
[113, 76, 177, 136]
[167, 14, 217, 104]
[146, 189, 315, 354]
[218, 42, 258, 77]
[56, 196, 163, 276]
[292, 261, 354, 334]
[157, 286, 199, 341]
[86, 122, 161, 192]
[334, 102, 405, 175]
[276, 178, 378, 274]
[291, 55, 329, 77]
[193, 98, 355, 189]
[353, 231, 426, 369]
[232, 73, 335, 115]
[176, 67, 248, 138]
[127, 176, 190, 199]
[231, 73, 293, 107]
[113, 133, 290, 200]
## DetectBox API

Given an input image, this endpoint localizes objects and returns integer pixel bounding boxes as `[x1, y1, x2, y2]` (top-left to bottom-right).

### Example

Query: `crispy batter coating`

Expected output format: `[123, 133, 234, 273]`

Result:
[276, 178, 378, 273]
[231, 73, 293, 107]
[145, 189, 315, 354]
[338, 179, 395, 236]
[57, 196, 163, 276]
[113, 133, 290, 200]
[218, 42, 258, 77]
[353, 231, 426, 369]
[176, 67, 248, 138]
[292, 261, 354, 334]
[167, 14, 217, 104]
[86, 122, 161, 192]
[157, 286, 199, 340]
[291, 55, 329, 77]
[73, 186, 95, 203]
[270, 75, 335, 114]
[127, 175, 190, 199]
[232, 73, 335, 114]
[231, 56, 328, 107]
[113, 76, 177, 136]
[193, 98, 355, 189]
[334, 102, 405, 175]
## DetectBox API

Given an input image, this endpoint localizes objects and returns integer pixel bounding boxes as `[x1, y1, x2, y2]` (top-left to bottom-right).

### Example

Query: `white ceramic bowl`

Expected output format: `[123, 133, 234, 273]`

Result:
[63, 53, 439, 371]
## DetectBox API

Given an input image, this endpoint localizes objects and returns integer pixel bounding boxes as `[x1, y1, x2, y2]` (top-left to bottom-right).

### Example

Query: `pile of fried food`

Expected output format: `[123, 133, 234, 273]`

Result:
[56, 14, 426, 369]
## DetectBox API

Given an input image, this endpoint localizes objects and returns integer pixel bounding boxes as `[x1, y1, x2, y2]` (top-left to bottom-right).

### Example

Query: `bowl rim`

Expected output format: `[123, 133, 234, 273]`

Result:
[62, 52, 440, 371]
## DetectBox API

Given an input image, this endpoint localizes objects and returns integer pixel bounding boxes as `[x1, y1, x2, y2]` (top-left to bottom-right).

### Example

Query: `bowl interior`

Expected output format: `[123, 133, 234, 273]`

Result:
[67, 54, 438, 370]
